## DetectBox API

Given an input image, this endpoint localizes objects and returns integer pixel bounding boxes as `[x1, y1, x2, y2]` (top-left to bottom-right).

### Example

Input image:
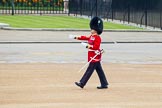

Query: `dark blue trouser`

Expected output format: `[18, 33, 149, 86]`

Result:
[80, 61, 108, 87]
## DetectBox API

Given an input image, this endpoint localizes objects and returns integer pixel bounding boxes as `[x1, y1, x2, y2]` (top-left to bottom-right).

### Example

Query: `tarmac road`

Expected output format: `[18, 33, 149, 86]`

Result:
[0, 43, 162, 64]
[0, 30, 162, 64]
[0, 30, 162, 43]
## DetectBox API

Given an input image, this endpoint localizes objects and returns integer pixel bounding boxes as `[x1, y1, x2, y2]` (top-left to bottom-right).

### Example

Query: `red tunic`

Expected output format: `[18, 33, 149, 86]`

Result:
[78, 35, 102, 62]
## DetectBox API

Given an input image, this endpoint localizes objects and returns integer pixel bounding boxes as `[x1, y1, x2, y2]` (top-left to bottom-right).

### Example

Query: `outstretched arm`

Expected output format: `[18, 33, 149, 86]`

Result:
[69, 34, 90, 40]
[75, 36, 90, 40]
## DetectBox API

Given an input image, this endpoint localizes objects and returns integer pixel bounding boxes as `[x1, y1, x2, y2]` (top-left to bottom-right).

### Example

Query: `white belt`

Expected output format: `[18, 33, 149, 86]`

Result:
[90, 57, 101, 61]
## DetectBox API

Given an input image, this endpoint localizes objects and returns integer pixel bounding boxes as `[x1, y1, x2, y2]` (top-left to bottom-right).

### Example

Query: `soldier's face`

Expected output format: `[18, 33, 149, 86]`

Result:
[91, 29, 97, 35]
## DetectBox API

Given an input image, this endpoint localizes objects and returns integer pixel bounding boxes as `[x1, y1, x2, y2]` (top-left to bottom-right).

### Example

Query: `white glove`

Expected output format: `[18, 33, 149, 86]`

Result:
[69, 34, 77, 39]
[81, 42, 88, 47]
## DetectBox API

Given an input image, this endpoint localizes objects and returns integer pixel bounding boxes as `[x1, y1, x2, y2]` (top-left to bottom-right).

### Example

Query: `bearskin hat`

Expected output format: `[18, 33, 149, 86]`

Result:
[90, 17, 103, 35]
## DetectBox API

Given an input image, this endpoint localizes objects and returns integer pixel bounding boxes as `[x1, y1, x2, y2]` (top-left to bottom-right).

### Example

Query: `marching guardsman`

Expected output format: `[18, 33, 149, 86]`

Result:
[72, 17, 109, 89]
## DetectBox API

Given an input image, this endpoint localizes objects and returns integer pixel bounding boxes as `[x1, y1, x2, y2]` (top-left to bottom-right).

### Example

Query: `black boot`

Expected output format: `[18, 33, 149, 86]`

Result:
[97, 85, 108, 89]
[75, 82, 84, 89]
